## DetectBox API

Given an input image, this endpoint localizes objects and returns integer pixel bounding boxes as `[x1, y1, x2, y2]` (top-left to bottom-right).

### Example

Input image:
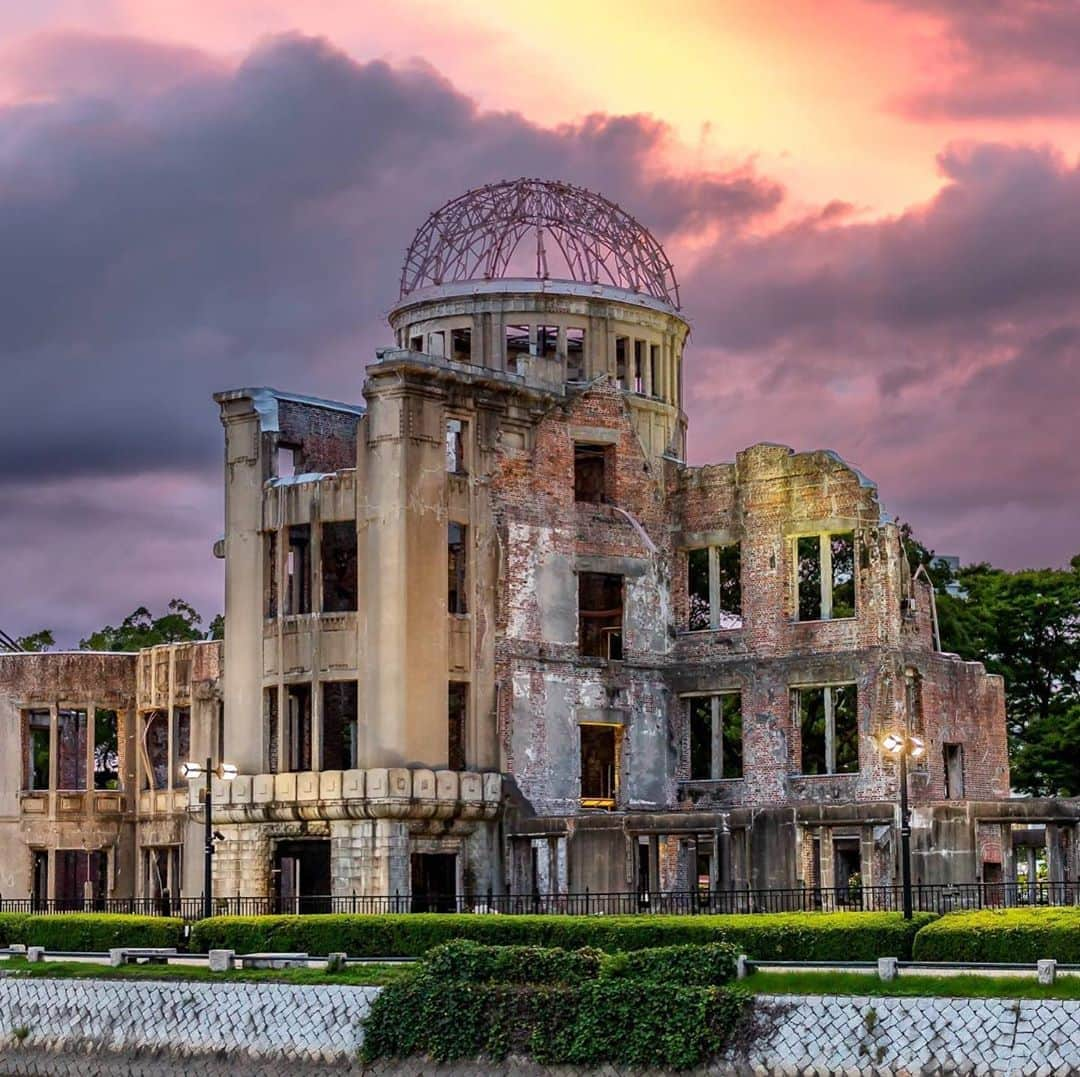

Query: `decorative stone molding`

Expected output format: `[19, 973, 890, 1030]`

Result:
[199, 767, 503, 824]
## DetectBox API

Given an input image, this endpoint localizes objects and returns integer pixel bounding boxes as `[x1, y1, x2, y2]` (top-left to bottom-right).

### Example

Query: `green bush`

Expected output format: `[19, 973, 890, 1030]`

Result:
[8, 915, 184, 951]
[424, 939, 602, 984]
[192, 910, 933, 959]
[361, 974, 747, 1069]
[912, 907, 1080, 963]
[606, 941, 739, 986]
[0, 914, 28, 947]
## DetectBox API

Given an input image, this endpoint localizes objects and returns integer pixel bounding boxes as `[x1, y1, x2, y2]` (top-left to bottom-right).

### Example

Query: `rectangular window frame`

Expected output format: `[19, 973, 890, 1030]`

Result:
[579, 721, 621, 807]
[792, 531, 858, 622]
[578, 571, 624, 660]
[686, 692, 743, 781]
[794, 682, 859, 776]
[685, 544, 743, 631]
[26, 709, 51, 791]
[448, 522, 469, 615]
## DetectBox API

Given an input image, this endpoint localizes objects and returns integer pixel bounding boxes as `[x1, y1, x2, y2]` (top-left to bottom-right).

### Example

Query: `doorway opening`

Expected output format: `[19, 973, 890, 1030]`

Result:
[273, 839, 331, 914]
[411, 852, 457, 912]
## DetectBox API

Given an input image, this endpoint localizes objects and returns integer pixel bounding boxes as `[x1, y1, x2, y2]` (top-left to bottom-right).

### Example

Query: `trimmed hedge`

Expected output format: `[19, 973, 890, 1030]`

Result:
[424, 939, 602, 983]
[191, 910, 934, 959]
[912, 908, 1080, 963]
[0, 914, 183, 952]
[606, 942, 739, 986]
[362, 975, 747, 1069]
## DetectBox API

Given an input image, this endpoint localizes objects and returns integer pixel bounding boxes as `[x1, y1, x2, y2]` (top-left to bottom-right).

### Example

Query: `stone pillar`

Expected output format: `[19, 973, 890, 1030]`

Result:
[819, 828, 835, 891]
[718, 818, 732, 890]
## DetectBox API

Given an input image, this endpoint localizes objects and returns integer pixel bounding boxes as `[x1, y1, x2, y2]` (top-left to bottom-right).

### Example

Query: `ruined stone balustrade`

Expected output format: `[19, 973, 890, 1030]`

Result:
[192, 767, 503, 824]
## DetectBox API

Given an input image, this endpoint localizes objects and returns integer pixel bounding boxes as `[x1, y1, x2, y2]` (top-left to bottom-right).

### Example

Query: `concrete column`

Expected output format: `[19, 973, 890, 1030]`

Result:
[643, 340, 653, 397]
[717, 818, 732, 889]
[819, 828, 835, 890]
[217, 398, 270, 775]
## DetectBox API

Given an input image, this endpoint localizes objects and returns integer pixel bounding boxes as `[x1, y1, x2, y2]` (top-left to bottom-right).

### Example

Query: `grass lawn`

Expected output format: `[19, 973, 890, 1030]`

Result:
[750, 969, 1080, 1001]
[0, 957, 411, 987]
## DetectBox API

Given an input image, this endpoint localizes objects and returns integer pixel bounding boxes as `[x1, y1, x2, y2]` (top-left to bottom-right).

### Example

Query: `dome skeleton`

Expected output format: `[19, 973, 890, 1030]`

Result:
[399, 178, 681, 309]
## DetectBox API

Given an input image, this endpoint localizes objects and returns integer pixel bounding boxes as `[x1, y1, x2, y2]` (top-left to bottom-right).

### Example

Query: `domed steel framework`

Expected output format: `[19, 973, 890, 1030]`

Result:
[399, 178, 680, 308]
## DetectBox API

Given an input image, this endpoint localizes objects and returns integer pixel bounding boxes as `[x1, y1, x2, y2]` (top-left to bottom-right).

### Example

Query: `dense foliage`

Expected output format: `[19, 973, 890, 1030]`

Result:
[362, 940, 747, 1069]
[903, 526, 1080, 795]
[191, 910, 934, 960]
[912, 908, 1080, 963]
[423, 939, 602, 983]
[606, 941, 740, 985]
[0, 913, 183, 950]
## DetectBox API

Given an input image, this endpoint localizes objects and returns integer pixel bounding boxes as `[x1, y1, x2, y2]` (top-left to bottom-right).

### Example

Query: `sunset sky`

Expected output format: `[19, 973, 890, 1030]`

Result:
[3, 0, 1079, 645]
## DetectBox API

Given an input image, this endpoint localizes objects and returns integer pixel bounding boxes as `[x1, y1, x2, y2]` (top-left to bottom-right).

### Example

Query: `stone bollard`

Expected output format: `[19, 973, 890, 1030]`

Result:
[8, 944, 26, 955]
[878, 957, 899, 982]
[1037, 959, 1057, 985]
[208, 950, 235, 973]
[26, 947, 44, 964]
[736, 954, 750, 981]
[326, 952, 347, 973]
[109, 949, 126, 968]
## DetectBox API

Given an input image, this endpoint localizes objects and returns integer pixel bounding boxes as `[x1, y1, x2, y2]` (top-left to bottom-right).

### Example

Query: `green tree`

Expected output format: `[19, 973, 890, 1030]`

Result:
[14, 629, 55, 652]
[80, 599, 208, 651]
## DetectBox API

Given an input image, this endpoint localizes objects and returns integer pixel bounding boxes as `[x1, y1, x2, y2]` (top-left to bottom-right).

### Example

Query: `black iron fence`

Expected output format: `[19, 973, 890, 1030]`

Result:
[3, 881, 1078, 920]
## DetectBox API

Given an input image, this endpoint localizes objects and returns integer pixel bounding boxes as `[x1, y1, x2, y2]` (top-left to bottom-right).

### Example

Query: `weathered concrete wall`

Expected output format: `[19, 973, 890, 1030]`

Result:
[1, 979, 1079, 1076]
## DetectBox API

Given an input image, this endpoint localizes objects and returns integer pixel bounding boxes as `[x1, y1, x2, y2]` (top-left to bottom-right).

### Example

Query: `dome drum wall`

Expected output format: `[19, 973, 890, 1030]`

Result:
[386, 279, 690, 460]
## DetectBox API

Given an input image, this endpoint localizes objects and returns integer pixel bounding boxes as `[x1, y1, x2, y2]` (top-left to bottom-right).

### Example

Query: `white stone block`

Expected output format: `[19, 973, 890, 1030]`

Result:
[878, 957, 899, 982]
[231, 775, 253, 804]
[1038, 959, 1057, 985]
[297, 771, 319, 802]
[326, 952, 347, 972]
[26, 946, 44, 963]
[109, 948, 126, 967]
[482, 772, 502, 802]
[253, 774, 275, 804]
[341, 769, 364, 799]
[435, 770, 459, 801]
[413, 769, 435, 799]
[209, 949, 235, 972]
[319, 770, 343, 799]
[388, 768, 411, 797]
[274, 772, 297, 802]
[366, 768, 388, 799]
[737, 954, 750, 980]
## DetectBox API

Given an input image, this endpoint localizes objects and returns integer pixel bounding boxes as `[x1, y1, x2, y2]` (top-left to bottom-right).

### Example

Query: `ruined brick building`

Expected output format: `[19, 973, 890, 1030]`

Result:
[2, 179, 1077, 909]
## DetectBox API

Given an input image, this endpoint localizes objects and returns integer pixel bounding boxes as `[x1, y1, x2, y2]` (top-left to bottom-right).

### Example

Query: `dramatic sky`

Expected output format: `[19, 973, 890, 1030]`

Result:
[4, 0, 1080, 646]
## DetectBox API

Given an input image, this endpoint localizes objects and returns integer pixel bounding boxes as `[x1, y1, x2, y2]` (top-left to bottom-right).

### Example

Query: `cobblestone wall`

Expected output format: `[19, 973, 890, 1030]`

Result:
[1, 979, 1078, 1075]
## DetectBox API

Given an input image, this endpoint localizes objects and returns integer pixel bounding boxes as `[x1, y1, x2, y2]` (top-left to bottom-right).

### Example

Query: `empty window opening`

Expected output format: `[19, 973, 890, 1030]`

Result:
[409, 334, 424, 352]
[276, 441, 299, 479]
[429, 330, 445, 358]
[265, 689, 279, 774]
[285, 684, 312, 772]
[93, 709, 119, 790]
[689, 694, 743, 780]
[537, 325, 558, 360]
[580, 723, 619, 804]
[445, 418, 467, 475]
[451, 327, 472, 363]
[27, 709, 50, 790]
[142, 710, 169, 790]
[633, 340, 646, 392]
[944, 743, 965, 799]
[831, 533, 855, 618]
[566, 327, 585, 380]
[574, 443, 609, 504]
[615, 337, 628, 388]
[687, 544, 743, 630]
[321, 520, 358, 613]
[448, 522, 468, 615]
[265, 531, 278, 618]
[505, 324, 530, 372]
[448, 681, 467, 771]
[322, 681, 358, 771]
[796, 532, 856, 621]
[797, 684, 858, 775]
[578, 572, 623, 659]
[286, 525, 311, 615]
[173, 707, 191, 785]
[57, 708, 88, 791]
[56, 849, 107, 909]
[650, 344, 661, 398]
[411, 852, 457, 913]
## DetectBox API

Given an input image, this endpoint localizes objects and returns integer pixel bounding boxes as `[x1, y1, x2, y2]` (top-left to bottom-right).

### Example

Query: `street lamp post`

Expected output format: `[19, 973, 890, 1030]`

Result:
[882, 730, 925, 920]
[181, 758, 237, 920]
